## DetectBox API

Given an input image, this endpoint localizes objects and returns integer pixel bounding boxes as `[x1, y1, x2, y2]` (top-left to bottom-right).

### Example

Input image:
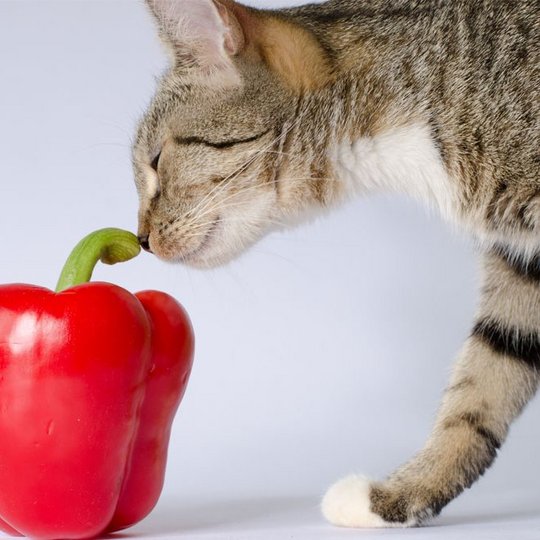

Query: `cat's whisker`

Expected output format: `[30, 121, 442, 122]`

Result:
[187, 148, 278, 218]
[184, 152, 262, 218]
[185, 116, 302, 219]
[185, 122, 295, 215]
[181, 215, 283, 237]
[178, 223, 271, 244]
[187, 182, 277, 223]
[186, 178, 275, 220]
[192, 174, 343, 228]
[175, 206, 284, 241]
[183, 169, 340, 228]
[189, 174, 340, 228]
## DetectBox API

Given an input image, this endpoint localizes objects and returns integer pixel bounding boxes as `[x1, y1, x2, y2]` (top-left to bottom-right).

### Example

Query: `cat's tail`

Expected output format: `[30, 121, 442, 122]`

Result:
[322, 246, 540, 527]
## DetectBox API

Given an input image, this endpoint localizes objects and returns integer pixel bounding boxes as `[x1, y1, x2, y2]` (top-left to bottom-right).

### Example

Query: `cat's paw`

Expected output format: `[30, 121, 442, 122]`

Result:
[322, 475, 410, 528]
[322, 475, 387, 528]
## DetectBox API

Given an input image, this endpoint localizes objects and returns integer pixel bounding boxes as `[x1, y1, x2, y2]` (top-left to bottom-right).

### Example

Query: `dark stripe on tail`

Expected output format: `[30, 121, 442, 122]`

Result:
[472, 319, 540, 369]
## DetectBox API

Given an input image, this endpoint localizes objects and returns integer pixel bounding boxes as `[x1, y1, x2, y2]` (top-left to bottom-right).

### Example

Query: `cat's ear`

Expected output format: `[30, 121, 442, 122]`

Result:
[146, 0, 246, 84]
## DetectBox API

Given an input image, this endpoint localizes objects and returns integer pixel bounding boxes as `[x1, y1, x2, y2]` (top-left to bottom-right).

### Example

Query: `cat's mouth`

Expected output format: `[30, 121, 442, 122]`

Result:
[179, 215, 221, 266]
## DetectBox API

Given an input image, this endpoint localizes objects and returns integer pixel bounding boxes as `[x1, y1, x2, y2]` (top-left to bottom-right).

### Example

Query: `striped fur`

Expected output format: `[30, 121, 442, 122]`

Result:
[134, 0, 539, 526]
[329, 250, 540, 526]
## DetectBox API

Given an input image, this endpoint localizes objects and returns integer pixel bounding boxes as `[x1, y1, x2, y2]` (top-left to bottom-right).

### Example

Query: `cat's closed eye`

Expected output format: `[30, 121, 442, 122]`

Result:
[174, 130, 271, 150]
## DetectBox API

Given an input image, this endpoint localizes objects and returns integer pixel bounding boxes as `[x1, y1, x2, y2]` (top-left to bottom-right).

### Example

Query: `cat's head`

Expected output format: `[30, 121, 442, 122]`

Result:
[133, 0, 337, 267]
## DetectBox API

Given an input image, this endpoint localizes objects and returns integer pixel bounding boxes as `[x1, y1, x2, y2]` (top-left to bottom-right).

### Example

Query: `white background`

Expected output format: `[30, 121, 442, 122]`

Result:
[0, 1, 538, 538]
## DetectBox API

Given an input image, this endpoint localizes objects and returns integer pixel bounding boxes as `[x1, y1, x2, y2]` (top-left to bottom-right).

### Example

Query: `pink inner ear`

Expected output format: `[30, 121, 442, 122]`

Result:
[215, 1, 245, 55]
[148, 0, 243, 67]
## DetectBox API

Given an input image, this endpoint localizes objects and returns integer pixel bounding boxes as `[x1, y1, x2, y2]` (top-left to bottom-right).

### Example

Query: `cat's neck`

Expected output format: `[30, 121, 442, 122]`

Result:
[277, 2, 462, 222]
[331, 121, 459, 222]
[282, 72, 459, 224]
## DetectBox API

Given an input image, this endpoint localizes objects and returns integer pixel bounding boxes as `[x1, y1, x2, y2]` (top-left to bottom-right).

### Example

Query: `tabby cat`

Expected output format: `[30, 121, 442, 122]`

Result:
[133, 0, 539, 527]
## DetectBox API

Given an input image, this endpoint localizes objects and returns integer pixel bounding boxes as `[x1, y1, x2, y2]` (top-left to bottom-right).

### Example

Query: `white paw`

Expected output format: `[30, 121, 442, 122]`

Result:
[321, 475, 406, 528]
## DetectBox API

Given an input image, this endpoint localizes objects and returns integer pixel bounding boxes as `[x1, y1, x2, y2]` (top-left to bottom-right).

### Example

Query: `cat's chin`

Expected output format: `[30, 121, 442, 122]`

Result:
[150, 239, 237, 268]
[179, 252, 230, 269]
[152, 250, 223, 269]
[173, 239, 259, 269]
[177, 245, 249, 269]
[153, 220, 272, 268]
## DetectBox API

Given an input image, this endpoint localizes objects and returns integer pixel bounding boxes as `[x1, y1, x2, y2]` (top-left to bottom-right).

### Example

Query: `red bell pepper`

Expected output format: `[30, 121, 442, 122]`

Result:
[0, 229, 194, 539]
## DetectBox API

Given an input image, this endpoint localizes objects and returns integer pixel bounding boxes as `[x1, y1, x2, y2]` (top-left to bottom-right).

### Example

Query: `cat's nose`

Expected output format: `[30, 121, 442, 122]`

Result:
[138, 235, 152, 253]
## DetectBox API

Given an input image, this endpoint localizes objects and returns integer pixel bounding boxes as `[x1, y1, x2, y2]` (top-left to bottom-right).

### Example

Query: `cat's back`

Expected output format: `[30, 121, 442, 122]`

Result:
[292, 0, 538, 88]
[290, 0, 538, 119]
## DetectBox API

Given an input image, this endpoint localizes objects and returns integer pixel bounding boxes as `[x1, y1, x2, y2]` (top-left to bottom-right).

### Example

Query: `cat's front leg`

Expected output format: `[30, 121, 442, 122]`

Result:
[322, 249, 540, 527]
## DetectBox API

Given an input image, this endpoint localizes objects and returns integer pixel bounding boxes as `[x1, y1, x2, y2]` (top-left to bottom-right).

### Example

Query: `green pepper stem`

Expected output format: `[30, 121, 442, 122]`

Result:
[55, 228, 141, 292]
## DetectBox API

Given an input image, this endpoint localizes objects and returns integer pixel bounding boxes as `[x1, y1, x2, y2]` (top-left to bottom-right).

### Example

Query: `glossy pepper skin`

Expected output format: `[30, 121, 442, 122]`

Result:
[0, 230, 194, 539]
